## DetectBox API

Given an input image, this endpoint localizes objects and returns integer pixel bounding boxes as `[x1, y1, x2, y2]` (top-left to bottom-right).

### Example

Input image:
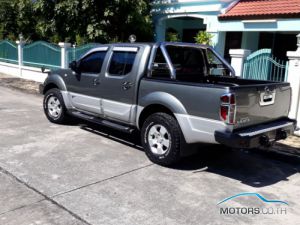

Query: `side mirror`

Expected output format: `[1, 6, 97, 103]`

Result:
[69, 60, 80, 73]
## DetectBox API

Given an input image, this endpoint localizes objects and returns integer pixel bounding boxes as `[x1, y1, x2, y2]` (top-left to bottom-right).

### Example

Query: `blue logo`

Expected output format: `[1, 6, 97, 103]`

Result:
[218, 192, 288, 206]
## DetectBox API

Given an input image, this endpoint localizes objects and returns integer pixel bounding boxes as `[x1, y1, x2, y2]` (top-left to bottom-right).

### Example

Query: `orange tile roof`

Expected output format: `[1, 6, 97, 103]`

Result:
[219, 0, 300, 20]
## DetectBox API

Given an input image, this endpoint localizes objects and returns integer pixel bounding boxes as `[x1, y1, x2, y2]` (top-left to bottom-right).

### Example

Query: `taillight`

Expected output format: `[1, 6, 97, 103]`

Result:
[220, 94, 236, 125]
[220, 106, 228, 121]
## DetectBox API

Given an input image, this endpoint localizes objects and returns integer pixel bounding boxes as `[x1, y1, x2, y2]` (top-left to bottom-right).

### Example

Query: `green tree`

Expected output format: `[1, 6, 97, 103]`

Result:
[15, 0, 36, 41]
[0, 0, 153, 43]
[0, 0, 18, 40]
[0, 0, 36, 41]
[194, 31, 213, 46]
[34, 0, 56, 41]
[102, 0, 153, 42]
[165, 28, 180, 42]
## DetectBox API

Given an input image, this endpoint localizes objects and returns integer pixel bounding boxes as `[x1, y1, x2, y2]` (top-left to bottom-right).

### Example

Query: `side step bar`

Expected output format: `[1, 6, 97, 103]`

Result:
[71, 111, 135, 133]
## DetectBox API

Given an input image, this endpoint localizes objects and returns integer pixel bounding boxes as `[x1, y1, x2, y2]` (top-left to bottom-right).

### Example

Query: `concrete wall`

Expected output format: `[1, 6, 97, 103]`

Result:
[287, 47, 300, 136]
[218, 19, 300, 32]
[0, 61, 47, 82]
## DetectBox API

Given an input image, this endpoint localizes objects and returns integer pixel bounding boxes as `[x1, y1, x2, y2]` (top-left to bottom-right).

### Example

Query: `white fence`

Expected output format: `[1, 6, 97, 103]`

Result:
[0, 40, 96, 82]
[0, 60, 48, 82]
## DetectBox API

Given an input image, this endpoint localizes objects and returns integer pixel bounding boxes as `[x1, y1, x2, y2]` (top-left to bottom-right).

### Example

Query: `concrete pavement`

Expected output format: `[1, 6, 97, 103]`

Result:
[0, 86, 300, 225]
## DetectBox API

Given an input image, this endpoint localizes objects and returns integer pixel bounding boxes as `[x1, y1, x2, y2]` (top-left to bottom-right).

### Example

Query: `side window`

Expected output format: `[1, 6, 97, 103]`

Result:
[108, 51, 137, 76]
[79, 51, 106, 74]
[151, 48, 171, 79]
[206, 49, 230, 76]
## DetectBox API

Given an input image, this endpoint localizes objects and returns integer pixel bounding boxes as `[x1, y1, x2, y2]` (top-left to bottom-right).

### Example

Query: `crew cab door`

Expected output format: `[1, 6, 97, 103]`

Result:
[66, 47, 108, 114]
[98, 46, 140, 123]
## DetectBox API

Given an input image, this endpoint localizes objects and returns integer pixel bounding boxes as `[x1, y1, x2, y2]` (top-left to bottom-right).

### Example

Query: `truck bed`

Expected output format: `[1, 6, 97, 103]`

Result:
[201, 75, 288, 87]
[141, 74, 291, 131]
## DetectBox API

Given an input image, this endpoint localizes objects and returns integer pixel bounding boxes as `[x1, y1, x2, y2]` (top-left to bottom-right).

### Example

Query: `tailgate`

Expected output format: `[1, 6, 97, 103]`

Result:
[232, 83, 291, 129]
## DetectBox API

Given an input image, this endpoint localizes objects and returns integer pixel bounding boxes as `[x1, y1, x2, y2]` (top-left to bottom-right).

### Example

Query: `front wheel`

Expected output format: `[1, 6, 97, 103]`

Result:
[141, 112, 182, 166]
[43, 88, 69, 124]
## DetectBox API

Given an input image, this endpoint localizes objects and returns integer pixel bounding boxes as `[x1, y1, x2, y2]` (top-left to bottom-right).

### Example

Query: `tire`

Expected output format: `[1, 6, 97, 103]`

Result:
[141, 112, 182, 166]
[43, 88, 69, 124]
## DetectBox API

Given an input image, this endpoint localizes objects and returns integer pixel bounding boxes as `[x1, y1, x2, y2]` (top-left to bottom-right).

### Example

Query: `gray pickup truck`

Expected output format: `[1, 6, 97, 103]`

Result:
[40, 42, 297, 165]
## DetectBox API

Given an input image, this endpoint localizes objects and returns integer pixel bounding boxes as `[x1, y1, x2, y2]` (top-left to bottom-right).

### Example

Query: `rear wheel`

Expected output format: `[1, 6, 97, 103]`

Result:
[43, 88, 69, 124]
[141, 112, 182, 166]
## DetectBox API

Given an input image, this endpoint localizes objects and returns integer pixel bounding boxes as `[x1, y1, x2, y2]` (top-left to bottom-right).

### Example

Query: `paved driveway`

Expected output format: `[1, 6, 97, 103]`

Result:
[0, 86, 300, 225]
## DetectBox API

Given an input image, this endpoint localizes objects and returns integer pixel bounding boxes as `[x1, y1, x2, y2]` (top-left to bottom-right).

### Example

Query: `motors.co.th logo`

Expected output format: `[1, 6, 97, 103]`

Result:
[218, 192, 288, 215]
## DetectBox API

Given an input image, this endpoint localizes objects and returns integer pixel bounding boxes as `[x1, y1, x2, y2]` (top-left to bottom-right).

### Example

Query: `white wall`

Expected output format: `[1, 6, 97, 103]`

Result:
[0, 61, 47, 83]
[287, 48, 300, 136]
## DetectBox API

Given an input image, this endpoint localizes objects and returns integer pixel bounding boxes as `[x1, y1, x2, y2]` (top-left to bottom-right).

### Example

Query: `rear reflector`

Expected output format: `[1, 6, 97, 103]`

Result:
[220, 106, 228, 121]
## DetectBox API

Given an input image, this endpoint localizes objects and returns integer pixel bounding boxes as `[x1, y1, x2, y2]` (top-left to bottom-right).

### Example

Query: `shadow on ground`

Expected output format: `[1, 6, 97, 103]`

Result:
[77, 120, 300, 188]
[0, 77, 40, 94]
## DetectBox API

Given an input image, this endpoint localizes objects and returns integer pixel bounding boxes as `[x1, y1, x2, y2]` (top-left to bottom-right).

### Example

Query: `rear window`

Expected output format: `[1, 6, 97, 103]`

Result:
[163, 45, 207, 82]
[108, 51, 137, 76]
[206, 49, 231, 76]
[151, 48, 171, 79]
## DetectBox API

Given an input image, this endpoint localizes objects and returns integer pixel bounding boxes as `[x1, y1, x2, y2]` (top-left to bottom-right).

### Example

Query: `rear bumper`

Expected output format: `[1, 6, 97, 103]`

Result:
[215, 118, 297, 149]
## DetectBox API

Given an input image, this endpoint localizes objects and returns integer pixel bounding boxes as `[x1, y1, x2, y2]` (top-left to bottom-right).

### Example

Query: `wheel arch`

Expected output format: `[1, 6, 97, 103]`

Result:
[138, 104, 174, 129]
[43, 74, 67, 94]
[137, 92, 188, 129]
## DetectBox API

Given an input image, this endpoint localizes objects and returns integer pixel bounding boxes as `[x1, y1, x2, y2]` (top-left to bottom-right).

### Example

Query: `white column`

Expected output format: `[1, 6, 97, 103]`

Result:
[16, 40, 25, 77]
[59, 42, 71, 69]
[229, 49, 251, 77]
[287, 40, 300, 135]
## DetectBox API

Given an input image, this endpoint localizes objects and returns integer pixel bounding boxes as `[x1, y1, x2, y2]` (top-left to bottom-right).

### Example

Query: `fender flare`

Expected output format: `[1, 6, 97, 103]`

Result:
[137, 92, 188, 128]
[139, 91, 187, 114]
[43, 74, 67, 93]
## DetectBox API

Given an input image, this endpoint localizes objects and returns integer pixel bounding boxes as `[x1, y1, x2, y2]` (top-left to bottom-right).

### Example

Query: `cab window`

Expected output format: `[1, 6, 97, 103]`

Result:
[108, 51, 137, 76]
[79, 51, 107, 74]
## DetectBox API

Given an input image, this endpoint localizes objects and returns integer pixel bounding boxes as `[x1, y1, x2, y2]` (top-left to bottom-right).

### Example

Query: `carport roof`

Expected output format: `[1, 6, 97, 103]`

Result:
[219, 0, 300, 20]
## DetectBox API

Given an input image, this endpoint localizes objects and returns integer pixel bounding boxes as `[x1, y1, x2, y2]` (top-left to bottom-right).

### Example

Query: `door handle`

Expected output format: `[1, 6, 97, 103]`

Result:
[93, 78, 100, 86]
[122, 81, 133, 90]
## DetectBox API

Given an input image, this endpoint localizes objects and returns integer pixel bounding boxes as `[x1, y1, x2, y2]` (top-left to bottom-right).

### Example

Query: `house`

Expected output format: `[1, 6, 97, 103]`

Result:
[152, 0, 300, 61]
[151, 0, 236, 57]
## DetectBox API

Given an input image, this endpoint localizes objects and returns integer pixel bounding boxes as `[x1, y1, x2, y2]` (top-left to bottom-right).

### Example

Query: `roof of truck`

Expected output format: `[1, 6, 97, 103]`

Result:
[91, 42, 209, 49]
[80, 42, 211, 61]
